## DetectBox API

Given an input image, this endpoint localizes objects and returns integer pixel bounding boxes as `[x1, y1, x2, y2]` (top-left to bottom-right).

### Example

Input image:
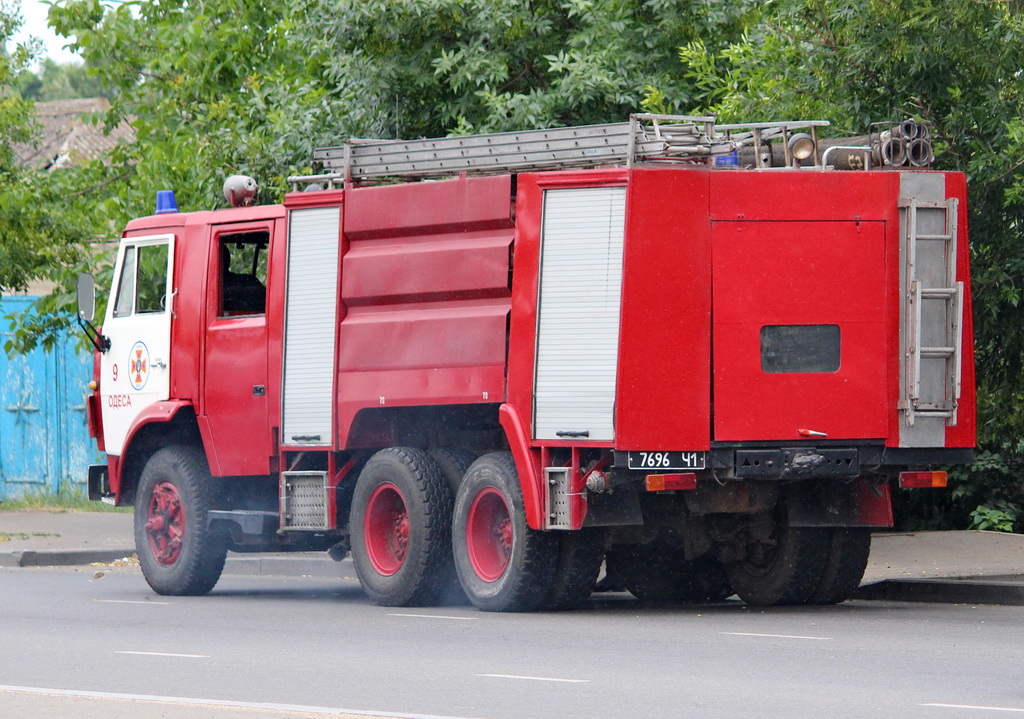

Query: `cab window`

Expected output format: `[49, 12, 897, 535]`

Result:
[112, 243, 170, 317]
[219, 231, 268, 316]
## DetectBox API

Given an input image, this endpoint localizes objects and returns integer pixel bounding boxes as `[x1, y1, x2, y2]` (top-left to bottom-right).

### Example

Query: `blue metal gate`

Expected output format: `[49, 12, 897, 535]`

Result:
[0, 296, 102, 499]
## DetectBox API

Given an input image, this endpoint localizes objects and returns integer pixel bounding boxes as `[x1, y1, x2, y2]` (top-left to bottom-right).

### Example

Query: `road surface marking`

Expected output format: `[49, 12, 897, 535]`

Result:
[389, 613, 476, 621]
[116, 651, 210, 658]
[721, 632, 831, 640]
[479, 673, 590, 684]
[923, 704, 1024, 713]
[97, 599, 171, 605]
[0, 685, 472, 719]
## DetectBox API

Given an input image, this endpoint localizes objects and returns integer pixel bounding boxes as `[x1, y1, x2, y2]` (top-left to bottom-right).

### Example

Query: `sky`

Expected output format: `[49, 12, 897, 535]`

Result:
[10, 0, 82, 66]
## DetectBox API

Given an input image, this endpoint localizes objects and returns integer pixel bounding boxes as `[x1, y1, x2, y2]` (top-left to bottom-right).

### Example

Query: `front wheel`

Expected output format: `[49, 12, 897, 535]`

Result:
[134, 445, 227, 596]
[452, 452, 557, 612]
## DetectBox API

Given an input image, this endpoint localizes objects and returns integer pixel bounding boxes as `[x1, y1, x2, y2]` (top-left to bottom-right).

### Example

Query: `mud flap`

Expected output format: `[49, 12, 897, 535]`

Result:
[784, 480, 893, 528]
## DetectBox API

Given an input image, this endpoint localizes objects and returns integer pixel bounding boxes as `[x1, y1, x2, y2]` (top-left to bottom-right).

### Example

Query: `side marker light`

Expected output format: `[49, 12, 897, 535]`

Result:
[899, 471, 948, 488]
[645, 473, 698, 492]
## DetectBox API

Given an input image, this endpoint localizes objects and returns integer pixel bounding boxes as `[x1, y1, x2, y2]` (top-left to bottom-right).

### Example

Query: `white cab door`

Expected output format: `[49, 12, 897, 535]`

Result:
[99, 234, 175, 456]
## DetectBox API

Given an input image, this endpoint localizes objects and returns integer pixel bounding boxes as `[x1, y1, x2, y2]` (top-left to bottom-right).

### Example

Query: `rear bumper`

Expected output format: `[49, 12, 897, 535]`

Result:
[707, 444, 973, 480]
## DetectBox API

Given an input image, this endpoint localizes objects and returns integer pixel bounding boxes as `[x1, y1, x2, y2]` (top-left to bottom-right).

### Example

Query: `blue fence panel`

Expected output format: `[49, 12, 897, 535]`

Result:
[0, 297, 103, 500]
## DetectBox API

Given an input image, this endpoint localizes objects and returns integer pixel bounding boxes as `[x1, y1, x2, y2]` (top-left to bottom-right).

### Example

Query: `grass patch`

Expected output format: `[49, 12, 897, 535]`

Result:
[0, 531, 61, 542]
[0, 484, 132, 513]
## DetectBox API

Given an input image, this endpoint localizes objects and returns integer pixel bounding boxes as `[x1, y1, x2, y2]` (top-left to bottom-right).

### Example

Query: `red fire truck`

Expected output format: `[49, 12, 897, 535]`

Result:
[78, 115, 975, 610]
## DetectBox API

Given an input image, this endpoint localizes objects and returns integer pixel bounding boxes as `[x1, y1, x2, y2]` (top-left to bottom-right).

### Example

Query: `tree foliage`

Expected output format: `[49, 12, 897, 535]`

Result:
[299, 0, 759, 137]
[1, 0, 98, 326]
[15, 57, 112, 101]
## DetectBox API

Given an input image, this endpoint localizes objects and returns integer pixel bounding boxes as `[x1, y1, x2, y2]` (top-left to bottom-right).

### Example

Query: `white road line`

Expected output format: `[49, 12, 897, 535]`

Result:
[0, 685, 472, 719]
[479, 673, 591, 684]
[923, 704, 1024, 714]
[388, 613, 477, 621]
[116, 651, 210, 658]
[96, 599, 171, 605]
[721, 632, 832, 640]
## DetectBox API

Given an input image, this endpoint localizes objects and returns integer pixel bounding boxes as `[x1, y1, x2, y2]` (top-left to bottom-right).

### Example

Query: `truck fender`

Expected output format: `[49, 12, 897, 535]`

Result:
[498, 403, 544, 530]
[113, 400, 198, 504]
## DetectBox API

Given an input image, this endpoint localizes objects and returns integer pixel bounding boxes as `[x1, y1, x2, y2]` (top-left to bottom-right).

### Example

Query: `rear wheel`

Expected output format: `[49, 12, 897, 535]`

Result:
[724, 515, 829, 606]
[350, 447, 454, 606]
[808, 527, 871, 605]
[428, 447, 476, 494]
[134, 445, 227, 596]
[609, 543, 733, 603]
[543, 528, 606, 610]
[453, 452, 557, 611]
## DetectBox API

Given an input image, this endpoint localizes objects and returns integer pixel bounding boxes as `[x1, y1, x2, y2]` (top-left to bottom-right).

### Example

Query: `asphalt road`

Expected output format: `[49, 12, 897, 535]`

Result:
[2, 565, 1023, 719]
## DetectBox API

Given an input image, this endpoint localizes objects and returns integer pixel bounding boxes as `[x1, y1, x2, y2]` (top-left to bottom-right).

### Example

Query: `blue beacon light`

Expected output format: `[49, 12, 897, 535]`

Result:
[155, 190, 179, 214]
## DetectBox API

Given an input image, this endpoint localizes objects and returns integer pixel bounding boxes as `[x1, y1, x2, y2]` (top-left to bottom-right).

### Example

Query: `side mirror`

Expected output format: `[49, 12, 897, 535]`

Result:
[77, 273, 96, 323]
[76, 273, 110, 353]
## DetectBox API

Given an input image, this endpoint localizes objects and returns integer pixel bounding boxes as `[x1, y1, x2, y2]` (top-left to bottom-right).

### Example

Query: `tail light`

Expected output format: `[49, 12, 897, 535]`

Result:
[899, 471, 948, 488]
[645, 473, 698, 492]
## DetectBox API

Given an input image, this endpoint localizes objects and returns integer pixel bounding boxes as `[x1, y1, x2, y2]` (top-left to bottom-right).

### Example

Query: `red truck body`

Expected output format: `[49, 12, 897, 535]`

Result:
[85, 118, 975, 610]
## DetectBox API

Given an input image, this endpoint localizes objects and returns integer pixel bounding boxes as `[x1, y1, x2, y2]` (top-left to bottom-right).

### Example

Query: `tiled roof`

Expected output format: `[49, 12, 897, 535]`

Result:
[13, 98, 135, 170]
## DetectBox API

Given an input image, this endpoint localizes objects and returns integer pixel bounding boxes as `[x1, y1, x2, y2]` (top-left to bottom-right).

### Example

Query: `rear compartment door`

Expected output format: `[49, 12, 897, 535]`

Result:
[712, 221, 888, 441]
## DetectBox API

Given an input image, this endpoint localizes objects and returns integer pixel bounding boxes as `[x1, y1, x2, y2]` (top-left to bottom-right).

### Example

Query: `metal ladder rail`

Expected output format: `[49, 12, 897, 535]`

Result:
[292, 115, 831, 187]
[904, 197, 963, 426]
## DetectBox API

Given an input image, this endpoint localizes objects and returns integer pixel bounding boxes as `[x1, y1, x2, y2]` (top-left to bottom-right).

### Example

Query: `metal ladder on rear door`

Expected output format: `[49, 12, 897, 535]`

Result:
[903, 197, 963, 426]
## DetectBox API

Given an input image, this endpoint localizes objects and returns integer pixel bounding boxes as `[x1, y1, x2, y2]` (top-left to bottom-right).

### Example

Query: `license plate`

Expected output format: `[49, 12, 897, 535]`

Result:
[627, 451, 706, 471]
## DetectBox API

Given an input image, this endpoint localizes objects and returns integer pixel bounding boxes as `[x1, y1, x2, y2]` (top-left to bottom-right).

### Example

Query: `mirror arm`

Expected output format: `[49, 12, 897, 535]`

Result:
[77, 316, 111, 354]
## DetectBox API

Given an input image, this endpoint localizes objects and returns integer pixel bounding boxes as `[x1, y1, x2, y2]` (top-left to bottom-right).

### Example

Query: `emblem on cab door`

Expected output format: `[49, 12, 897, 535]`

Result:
[129, 341, 150, 390]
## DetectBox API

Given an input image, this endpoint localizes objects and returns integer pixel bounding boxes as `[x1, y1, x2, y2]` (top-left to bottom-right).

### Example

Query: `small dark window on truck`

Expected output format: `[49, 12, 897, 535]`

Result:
[761, 324, 841, 373]
[219, 231, 269, 316]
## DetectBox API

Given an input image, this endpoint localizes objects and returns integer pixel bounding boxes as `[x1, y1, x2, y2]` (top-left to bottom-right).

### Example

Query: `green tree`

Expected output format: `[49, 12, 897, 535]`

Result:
[678, 0, 1024, 527]
[17, 58, 113, 101]
[2, 0, 97, 304]
[301, 0, 760, 138]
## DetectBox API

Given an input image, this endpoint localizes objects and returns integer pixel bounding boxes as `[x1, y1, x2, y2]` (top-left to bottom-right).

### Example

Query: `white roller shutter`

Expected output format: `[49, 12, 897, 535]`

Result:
[282, 207, 340, 446]
[534, 187, 626, 441]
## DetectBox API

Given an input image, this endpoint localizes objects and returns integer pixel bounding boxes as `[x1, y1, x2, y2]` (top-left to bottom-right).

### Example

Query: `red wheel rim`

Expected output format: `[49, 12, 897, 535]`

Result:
[365, 483, 409, 576]
[466, 487, 512, 582]
[144, 481, 185, 566]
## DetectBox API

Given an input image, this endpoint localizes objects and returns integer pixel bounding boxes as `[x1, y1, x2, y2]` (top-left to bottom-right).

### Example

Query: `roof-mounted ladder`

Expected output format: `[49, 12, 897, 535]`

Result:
[903, 197, 963, 426]
[287, 114, 830, 188]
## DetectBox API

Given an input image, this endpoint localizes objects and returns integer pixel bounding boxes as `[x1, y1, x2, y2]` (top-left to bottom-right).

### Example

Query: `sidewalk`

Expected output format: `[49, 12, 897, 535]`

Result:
[2, 510, 1023, 605]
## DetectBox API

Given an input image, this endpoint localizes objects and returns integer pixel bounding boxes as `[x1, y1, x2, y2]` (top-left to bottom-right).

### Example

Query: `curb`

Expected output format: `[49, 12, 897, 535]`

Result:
[854, 578, 1024, 606]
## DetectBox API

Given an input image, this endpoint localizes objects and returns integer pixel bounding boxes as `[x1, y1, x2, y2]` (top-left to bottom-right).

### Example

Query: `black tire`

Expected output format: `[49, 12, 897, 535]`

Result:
[350, 447, 454, 607]
[428, 446, 477, 494]
[807, 528, 871, 605]
[609, 544, 733, 603]
[725, 519, 830, 606]
[452, 452, 558, 612]
[134, 445, 227, 596]
[427, 447, 478, 604]
[543, 528, 606, 610]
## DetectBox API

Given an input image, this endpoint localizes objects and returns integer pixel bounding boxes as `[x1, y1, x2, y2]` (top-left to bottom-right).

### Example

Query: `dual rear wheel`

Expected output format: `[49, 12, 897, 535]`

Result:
[352, 449, 603, 611]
